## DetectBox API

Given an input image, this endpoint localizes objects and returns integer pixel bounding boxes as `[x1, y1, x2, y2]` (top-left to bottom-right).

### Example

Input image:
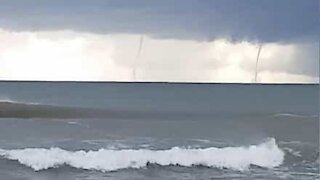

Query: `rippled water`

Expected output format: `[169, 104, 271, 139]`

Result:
[0, 82, 318, 179]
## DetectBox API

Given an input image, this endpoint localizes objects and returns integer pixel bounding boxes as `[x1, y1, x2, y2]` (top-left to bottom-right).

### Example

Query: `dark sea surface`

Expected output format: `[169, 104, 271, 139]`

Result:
[0, 81, 318, 180]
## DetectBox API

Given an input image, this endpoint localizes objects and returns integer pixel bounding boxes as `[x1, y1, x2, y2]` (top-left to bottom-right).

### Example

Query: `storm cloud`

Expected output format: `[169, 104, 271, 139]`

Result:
[0, 0, 318, 42]
[0, 0, 318, 83]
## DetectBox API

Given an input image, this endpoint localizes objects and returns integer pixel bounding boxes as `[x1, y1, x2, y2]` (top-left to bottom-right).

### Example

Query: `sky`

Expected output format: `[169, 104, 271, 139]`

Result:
[0, 0, 318, 83]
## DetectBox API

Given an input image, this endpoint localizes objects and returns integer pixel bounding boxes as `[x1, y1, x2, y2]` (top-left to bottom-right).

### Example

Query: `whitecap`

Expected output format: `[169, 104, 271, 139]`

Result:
[0, 138, 284, 172]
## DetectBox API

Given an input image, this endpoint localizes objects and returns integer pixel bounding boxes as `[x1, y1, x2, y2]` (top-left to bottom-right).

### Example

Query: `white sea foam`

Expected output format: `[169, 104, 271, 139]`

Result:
[67, 121, 82, 125]
[0, 97, 39, 105]
[0, 97, 19, 103]
[272, 113, 317, 118]
[0, 138, 284, 172]
[282, 147, 302, 157]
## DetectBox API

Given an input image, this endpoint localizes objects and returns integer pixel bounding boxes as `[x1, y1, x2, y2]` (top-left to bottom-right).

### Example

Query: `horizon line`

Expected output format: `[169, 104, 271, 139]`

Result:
[0, 80, 318, 85]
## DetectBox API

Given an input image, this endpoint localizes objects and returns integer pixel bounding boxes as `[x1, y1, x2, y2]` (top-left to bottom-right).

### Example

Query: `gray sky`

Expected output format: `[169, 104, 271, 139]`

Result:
[0, 0, 318, 83]
[0, 0, 318, 42]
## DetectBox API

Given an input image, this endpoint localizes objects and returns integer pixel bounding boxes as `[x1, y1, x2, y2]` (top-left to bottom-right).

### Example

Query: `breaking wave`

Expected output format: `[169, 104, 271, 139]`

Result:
[0, 97, 41, 105]
[271, 113, 318, 118]
[0, 138, 284, 172]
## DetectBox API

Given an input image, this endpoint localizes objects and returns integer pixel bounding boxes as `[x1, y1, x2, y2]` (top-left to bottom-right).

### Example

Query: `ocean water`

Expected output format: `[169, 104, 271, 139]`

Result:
[0, 81, 318, 180]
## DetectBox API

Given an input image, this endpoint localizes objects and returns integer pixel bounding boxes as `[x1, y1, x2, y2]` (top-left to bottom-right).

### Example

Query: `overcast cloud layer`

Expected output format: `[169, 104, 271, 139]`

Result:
[0, 0, 318, 42]
[0, 0, 318, 83]
[0, 30, 318, 83]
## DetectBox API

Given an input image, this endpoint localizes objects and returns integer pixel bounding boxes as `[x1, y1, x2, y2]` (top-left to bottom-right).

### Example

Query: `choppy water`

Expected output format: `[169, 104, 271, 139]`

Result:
[0, 82, 318, 179]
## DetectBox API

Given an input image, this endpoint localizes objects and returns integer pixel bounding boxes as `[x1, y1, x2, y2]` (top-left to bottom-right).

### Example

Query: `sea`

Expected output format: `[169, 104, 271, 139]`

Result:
[0, 81, 318, 180]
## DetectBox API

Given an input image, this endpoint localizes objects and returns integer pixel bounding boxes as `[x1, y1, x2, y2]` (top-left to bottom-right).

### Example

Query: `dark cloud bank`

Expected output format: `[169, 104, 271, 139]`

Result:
[0, 0, 318, 42]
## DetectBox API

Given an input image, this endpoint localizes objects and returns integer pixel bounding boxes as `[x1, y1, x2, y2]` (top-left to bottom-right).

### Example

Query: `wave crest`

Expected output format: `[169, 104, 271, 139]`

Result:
[0, 138, 284, 172]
